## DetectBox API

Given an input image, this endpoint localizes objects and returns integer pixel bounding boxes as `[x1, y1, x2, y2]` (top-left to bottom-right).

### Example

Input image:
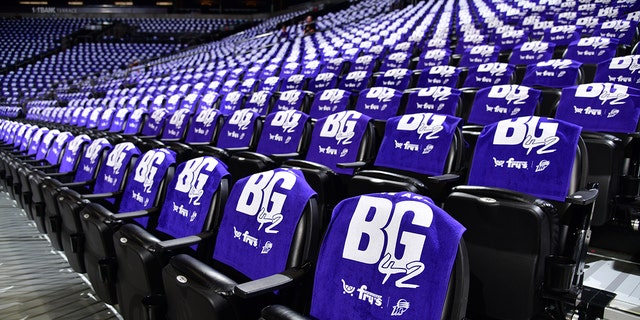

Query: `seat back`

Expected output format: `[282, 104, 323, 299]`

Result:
[161, 108, 193, 141]
[27, 127, 49, 157]
[216, 109, 261, 149]
[462, 62, 515, 88]
[92, 142, 142, 203]
[184, 108, 223, 145]
[245, 91, 275, 116]
[273, 90, 313, 113]
[58, 134, 92, 174]
[594, 55, 640, 88]
[123, 107, 148, 135]
[339, 70, 372, 93]
[72, 138, 113, 183]
[309, 89, 353, 120]
[466, 85, 541, 125]
[255, 110, 311, 156]
[404, 87, 461, 116]
[219, 91, 245, 115]
[374, 68, 413, 91]
[34, 129, 58, 161]
[354, 87, 403, 120]
[310, 192, 465, 320]
[109, 108, 131, 133]
[308, 72, 339, 93]
[416, 49, 452, 69]
[416, 65, 461, 88]
[141, 108, 170, 137]
[44, 131, 74, 166]
[458, 45, 501, 68]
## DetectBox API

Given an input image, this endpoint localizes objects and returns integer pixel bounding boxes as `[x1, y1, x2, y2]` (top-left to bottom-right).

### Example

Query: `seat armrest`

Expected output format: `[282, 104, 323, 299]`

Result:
[234, 265, 308, 299]
[151, 232, 213, 253]
[112, 207, 160, 221]
[426, 173, 460, 184]
[81, 191, 121, 200]
[270, 153, 299, 161]
[566, 189, 598, 206]
[225, 146, 250, 153]
[336, 161, 367, 169]
[261, 305, 309, 320]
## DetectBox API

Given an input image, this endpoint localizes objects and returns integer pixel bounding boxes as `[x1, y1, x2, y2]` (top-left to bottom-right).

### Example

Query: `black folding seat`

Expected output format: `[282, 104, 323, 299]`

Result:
[80, 148, 179, 304]
[56, 141, 143, 273]
[272, 89, 314, 113]
[460, 62, 515, 89]
[219, 91, 246, 115]
[348, 112, 465, 204]
[245, 90, 276, 116]
[308, 88, 354, 120]
[338, 70, 373, 94]
[227, 109, 312, 181]
[112, 156, 230, 320]
[307, 72, 339, 93]
[40, 137, 113, 251]
[161, 168, 320, 320]
[404, 86, 462, 117]
[563, 36, 620, 83]
[282, 110, 377, 226]
[260, 191, 468, 320]
[554, 82, 640, 226]
[444, 116, 598, 320]
[509, 41, 556, 84]
[123, 107, 150, 136]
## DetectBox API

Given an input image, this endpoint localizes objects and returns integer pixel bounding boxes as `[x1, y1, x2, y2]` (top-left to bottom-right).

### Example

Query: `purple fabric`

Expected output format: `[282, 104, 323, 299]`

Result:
[86, 107, 104, 129]
[155, 156, 229, 242]
[198, 92, 220, 111]
[423, 38, 450, 50]
[256, 110, 309, 155]
[124, 108, 148, 135]
[339, 71, 371, 93]
[141, 108, 170, 137]
[34, 129, 55, 160]
[238, 78, 258, 94]
[77, 107, 93, 127]
[165, 95, 183, 113]
[351, 55, 378, 73]
[555, 12, 578, 25]
[375, 113, 461, 175]
[311, 192, 464, 320]
[521, 59, 583, 88]
[458, 45, 501, 68]
[463, 63, 515, 88]
[220, 80, 239, 96]
[162, 108, 192, 140]
[274, 90, 307, 112]
[214, 70, 229, 82]
[13, 124, 29, 148]
[374, 68, 413, 91]
[109, 108, 130, 132]
[69, 107, 83, 126]
[380, 52, 411, 72]
[577, 16, 602, 35]
[405, 87, 461, 116]
[416, 49, 451, 69]
[468, 116, 582, 201]
[185, 108, 222, 144]
[322, 58, 348, 74]
[97, 108, 115, 131]
[594, 19, 639, 45]
[260, 64, 281, 79]
[468, 85, 541, 125]
[93, 142, 141, 195]
[510, 41, 555, 66]
[259, 77, 282, 92]
[564, 37, 619, 64]
[282, 75, 307, 91]
[59, 135, 91, 174]
[391, 42, 415, 54]
[309, 72, 339, 92]
[455, 34, 487, 54]
[119, 149, 177, 228]
[20, 126, 37, 152]
[355, 87, 403, 120]
[417, 66, 460, 88]
[542, 25, 583, 46]
[310, 89, 352, 119]
[555, 83, 640, 133]
[281, 62, 300, 77]
[245, 91, 273, 115]
[494, 29, 529, 50]
[213, 168, 316, 280]
[216, 109, 259, 149]
[302, 60, 324, 77]
[594, 55, 640, 88]
[306, 110, 372, 175]
[45, 132, 73, 165]
[73, 138, 112, 183]
[180, 93, 200, 111]
[219, 91, 245, 115]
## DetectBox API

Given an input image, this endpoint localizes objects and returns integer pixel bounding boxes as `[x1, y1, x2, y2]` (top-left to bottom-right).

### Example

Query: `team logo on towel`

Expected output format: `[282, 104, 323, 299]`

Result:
[488, 85, 530, 104]
[106, 143, 133, 176]
[271, 110, 301, 134]
[429, 65, 456, 77]
[575, 83, 629, 105]
[608, 55, 640, 74]
[195, 108, 218, 128]
[342, 196, 431, 288]
[228, 109, 254, 131]
[133, 150, 167, 193]
[397, 113, 445, 140]
[478, 63, 508, 77]
[320, 111, 362, 145]
[493, 117, 559, 155]
[280, 90, 301, 105]
[175, 157, 219, 205]
[236, 170, 297, 234]
[249, 91, 269, 107]
[319, 88, 346, 104]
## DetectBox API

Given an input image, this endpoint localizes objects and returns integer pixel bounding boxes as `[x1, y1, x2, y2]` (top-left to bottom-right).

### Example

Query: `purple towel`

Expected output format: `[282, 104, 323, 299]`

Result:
[455, 34, 487, 54]
[245, 91, 273, 115]
[282, 75, 307, 91]
[32, 128, 53, 159]
[355, 87, 403, 120]
[340, 71, 371, 93]
[216, 109, 259, 149]
[521, 59, 583, 88]
[156, 156, 230, 243]
[416, 49, 452, 69]
[468, 116, 582, 201]
[374, 68, 413, 91]
[310, 89, 352, 119]
[185, 108, 223, 144]
[213, 168, 316, 280]
[510, 41, 555, 66]
[468, 85, 540, 125]
[86, 108, 103, 129]
[119, 149, 177, 228]
[494, 29, 529, 50]
[351, 55, 378, 73]
[311, 192, 465, 320]
[555, 83, 640, 133]
[256, 110, 309, 155]
[162, 108, 192, 140]
[306, 110, 372, 175]
[463, 63, 515, 88]
[594, 19, 639, 45]
[124, 108, 148, 135]
[405, 87, 461, 116]
[73, 138, 112, 183]
[198, 92, 220, 111]
[564, 37, 619, 64]
[458, 45, 501, 68]
[110, 108, 130, 132]
[219, 91, 245, 115]
[20, 126, 37, 152]
[77, 107, 93, 127]
[374, 113, 462, 175]
[417, 66, 461, 88]
[260, 64, 281, 79]
[59, 135, 91, 174]
[302, 60, 324, 77]
[259, 76, 283, 92]
[141, 108, 169, 137]
[543, 25, 583, 46]
[309, 72, 339, 92]
[97, 108, 115, 131]
[45, 132, 73, 165]
[93, 142, 141, 194]
[274, 90, 306, 112]
[380, 52, 411, 71]
[594, 55, 640, 88]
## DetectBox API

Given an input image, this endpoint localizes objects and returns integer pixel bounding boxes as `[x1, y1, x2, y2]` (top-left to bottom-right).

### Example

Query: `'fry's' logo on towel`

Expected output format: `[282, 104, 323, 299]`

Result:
[342, 196, 431, 288]
[493, 117, 559, 155]
[236, 170, 297, 234]
[175, 157, 219, 205]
